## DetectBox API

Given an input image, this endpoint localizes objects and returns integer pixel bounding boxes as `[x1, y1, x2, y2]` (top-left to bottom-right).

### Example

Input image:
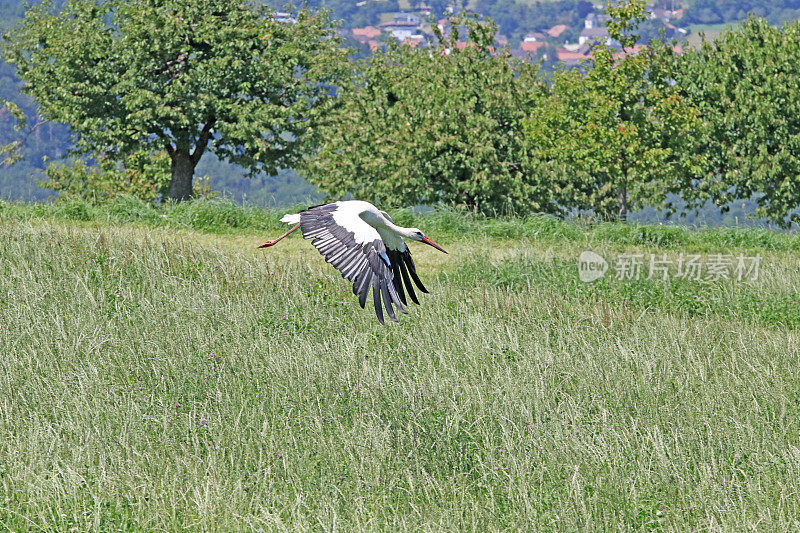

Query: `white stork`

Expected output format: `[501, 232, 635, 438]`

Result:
[257, 200, 448, 324]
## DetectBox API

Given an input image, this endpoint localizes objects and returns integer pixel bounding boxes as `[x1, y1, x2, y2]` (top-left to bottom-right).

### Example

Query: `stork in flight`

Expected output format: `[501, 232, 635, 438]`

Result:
[258, 200, 448, 324]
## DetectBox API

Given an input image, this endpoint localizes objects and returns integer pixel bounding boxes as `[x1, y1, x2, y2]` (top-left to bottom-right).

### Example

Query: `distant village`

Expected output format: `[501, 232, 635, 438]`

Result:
[336, 3, 688, 66]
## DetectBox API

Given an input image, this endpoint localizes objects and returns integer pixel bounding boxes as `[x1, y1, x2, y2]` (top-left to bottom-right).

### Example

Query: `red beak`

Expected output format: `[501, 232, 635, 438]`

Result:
[421, 236, 448, 254]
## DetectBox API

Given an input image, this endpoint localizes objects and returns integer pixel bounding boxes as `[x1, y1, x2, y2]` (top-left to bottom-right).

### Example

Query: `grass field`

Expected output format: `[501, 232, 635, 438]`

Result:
[1, 198, 799, 530]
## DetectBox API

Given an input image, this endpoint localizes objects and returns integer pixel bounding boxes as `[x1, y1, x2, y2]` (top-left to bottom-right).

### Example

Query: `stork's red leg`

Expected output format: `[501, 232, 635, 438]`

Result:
[257, 223, 301, 248]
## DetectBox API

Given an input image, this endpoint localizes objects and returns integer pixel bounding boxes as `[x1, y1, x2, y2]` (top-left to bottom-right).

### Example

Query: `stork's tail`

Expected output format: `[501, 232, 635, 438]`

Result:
[280, 213, 301, 224]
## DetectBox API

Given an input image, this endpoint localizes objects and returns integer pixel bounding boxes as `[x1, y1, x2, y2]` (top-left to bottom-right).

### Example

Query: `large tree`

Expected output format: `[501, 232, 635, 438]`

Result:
[672, 17, 800, 227]
[302, 16, 552, 215]
[2, 0, 346, 201]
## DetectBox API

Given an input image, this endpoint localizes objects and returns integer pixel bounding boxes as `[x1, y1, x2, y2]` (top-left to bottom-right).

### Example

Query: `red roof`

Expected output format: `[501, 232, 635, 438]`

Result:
[547, 25, 568, 38]
[612, 44, 648, 60]
[352, 26, 381, 39]
[525, 32, 547, 41]
[556, 48, 591, 63]
[367, 40, 380, 52]
[521, 41, 546, 53]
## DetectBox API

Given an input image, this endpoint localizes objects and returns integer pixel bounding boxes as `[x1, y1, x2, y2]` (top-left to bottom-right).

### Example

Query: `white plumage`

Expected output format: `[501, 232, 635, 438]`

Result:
[280, 213, 301, 224]
[258, 200, 448, 323]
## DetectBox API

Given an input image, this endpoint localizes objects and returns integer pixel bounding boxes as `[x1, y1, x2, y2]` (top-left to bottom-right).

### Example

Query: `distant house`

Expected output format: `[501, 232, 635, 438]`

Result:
[402, 35, 427, 48]
[511, 43, 545, 60]
[352, 26, 382, 41]
[439, 41, 470, 56]
[556, 44, 593, 67]
[390, 12, 421, 25]
[584, 13, 610, 29]
[523, 32, 548, 42]
[611, 44, 647, 60]
[651, 8, 684, 22]
[579, 27, 611, 46]
[520, 41, 546, 54]
[273, 12, 296, 24]
[379, 21, 419, 41]
[546, 25, 568, 38]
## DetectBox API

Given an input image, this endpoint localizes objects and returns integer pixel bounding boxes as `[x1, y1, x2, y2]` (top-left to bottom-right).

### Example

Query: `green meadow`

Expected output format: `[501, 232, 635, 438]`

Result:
[1, 198, 799, 530]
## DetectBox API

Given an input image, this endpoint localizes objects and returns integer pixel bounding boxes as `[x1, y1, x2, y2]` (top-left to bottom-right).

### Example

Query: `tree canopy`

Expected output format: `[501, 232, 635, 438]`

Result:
[2, 0, 347, 201]
[303, 16, 551, 215]
[671, 16, 800, 227]
[526, 0, 704, 221]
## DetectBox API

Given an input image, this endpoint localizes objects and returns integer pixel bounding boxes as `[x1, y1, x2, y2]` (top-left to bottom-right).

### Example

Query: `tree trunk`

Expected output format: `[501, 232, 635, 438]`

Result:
[168, 149, 195, 202]
[618, 154, 628, 222]
[618, 186, 628, 222]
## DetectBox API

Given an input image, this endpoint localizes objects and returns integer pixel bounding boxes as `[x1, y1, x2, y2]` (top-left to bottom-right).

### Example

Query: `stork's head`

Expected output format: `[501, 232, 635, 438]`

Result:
[406, 228, 448, 254]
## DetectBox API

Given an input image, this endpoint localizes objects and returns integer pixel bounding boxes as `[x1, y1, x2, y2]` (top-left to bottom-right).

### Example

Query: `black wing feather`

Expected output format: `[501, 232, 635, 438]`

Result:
[403, 252, 428, 294]
[396, 254, 419, 305]
[389, 260, 407, 305]
[387, 249, 426, 305]
[380, 282, 398, 322]
[372, 278, 384, 324]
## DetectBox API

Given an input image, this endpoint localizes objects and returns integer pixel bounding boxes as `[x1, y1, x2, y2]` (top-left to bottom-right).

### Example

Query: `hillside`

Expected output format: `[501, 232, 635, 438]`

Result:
[1, 200, 799, 529]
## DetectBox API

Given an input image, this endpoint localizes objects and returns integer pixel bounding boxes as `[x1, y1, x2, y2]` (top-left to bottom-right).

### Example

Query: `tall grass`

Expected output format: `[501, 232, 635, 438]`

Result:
[2, 196, 799, 251]
[1, 208, 799, 530]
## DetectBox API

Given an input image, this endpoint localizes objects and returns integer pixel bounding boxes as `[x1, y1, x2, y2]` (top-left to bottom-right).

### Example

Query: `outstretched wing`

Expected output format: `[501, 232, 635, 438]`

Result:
[298, 204, 407, 324]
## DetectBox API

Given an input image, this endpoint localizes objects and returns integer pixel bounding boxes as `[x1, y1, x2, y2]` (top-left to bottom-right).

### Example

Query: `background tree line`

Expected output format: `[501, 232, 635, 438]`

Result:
[303, 5, 800, 227]
[3, 0, 800, 227]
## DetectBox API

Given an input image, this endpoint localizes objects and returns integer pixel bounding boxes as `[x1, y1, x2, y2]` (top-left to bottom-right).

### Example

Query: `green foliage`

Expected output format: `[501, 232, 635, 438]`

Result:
[526, 2, 704, 222]
[0, 97, 25, 165]
[39, 150, 171, 205]
[673, 17, 800, 227]
[606, 0, 649, 49]
[303, 16, 552, 215]
[0, 196, 302, 235]
[2, 0, 348, 200]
